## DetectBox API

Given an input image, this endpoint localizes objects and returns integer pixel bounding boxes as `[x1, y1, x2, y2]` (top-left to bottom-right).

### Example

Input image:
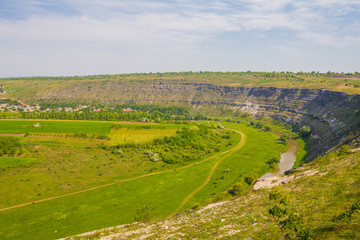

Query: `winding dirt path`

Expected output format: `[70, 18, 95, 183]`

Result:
[0, 129, 245, 213]
[169, 130, 246, 217]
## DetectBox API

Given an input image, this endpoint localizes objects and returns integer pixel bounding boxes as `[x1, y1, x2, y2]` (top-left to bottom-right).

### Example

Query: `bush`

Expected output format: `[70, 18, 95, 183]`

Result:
[267, 157, 280, 168]
[337, 145, 349, 156]
[245, 172, 258, 185]
[232, 182, 245, 196]
[135, 205, 155, 222]
[191, 203, 201, 210]
[279, 134, 290, 145]
[264, 126, 271, 132]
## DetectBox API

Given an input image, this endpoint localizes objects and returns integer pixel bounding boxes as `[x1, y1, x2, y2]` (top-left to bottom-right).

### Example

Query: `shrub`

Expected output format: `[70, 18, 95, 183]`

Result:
[264, 126, 271, 132]
[245, 172, 258, 185]
[191, 203, 201, 210]
[135, 205, 155, 222]
[221, 134, 231, 139]
[279, 134, 290, 145]
[232, 182, 245, 196]
[337, 145, 349, 156]
[267, 157, 280, 168]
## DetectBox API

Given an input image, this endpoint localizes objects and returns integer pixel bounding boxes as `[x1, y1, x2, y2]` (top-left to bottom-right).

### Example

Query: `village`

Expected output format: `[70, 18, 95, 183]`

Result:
[0, 101, 134, 114]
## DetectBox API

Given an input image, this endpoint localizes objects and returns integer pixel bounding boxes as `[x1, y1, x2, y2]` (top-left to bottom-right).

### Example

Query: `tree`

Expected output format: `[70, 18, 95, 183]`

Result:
[298, 126, 311, 137]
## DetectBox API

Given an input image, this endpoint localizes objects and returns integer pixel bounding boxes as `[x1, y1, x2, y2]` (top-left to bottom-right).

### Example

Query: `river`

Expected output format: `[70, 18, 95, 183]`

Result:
[261, 139, 300, 179]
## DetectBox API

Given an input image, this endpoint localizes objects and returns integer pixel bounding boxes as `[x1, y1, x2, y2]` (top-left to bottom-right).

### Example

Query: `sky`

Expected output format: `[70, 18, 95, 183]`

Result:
[0, 0, 359, 77]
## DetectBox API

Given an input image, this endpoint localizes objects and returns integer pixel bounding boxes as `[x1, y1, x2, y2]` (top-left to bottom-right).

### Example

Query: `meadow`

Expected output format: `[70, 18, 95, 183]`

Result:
[0, 157, 38, 168]
[0, 119, 294, 239]
[0, 119, 113, 135]
[109, 124, 182, 145]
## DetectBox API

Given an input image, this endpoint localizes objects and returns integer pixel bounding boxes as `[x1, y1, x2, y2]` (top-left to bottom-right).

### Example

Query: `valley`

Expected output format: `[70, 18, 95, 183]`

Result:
[0, 72, 359, 239]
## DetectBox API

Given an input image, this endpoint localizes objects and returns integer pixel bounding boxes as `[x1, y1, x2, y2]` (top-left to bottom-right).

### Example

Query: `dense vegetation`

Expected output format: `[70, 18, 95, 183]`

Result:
[0, 136, 23, 157]
[110, 124, 230, 164]
[20, 105, 207, 121]
[0, 98, 21, 105]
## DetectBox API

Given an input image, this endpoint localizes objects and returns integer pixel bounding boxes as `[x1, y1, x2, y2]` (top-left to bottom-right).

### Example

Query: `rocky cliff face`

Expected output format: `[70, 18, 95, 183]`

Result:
[35, 81, 360, 160]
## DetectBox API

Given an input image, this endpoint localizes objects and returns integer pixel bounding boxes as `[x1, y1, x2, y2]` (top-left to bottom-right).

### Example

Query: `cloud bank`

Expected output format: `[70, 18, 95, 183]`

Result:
[0, 0, 359, 77]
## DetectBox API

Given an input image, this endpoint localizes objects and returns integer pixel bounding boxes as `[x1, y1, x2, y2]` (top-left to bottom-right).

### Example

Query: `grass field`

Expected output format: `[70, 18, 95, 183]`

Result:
[0, 157, 38, 168]
[0, 120, 113, 135]
[0, 120, 294, 240]
[109, 124, 182, 145]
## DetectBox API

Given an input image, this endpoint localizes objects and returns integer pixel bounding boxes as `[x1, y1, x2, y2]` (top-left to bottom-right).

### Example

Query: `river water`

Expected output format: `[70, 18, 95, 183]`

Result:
[261, 139, 300, 179]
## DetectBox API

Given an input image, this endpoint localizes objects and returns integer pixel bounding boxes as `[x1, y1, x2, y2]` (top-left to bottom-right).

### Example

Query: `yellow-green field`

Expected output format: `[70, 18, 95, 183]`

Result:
[109, 128, 178, 145]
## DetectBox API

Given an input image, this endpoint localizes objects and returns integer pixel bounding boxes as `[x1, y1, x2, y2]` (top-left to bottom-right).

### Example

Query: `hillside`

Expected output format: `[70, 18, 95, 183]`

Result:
[63, 147, 360, 240]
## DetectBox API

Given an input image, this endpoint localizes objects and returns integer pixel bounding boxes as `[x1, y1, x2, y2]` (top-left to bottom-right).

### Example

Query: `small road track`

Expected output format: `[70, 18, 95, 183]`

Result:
[0, 129, 246, 213]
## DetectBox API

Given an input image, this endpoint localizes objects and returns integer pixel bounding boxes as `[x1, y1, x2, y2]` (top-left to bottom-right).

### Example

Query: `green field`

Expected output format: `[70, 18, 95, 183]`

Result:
[0, 119, 293, 240]
[0, 157, 38, 168]
[109, 124, 184, 145]
[0, 120, 113, 135]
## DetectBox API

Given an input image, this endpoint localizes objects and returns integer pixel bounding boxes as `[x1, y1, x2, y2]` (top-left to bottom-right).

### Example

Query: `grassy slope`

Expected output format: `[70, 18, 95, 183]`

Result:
[0, 122, 286, 240]
[72, 150, 360, 240]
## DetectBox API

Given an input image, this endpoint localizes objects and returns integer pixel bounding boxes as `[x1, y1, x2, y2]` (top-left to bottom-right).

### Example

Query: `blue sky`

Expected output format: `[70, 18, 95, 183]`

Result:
[0, 0, 359, 77]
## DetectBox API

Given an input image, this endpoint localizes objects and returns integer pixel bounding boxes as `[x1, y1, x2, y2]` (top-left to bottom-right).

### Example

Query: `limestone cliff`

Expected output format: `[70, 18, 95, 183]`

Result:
[34, 81, 360, 160]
